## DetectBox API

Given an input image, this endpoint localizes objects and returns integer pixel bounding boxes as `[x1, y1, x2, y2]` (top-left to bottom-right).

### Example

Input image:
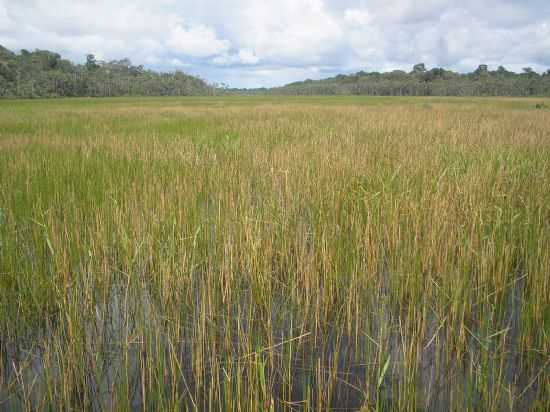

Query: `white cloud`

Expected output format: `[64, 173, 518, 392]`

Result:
[211, 49, 259, 66]
[0, 3, 12, 30]
[144, 54, 161, 65]
[238, 49, 259, 65]
[344, 9, 371, 26]
[168, 24, 230, 57]
[170, 58, 189, 67]
[235, 0, 344, 63]
[1, 0, 549, 87]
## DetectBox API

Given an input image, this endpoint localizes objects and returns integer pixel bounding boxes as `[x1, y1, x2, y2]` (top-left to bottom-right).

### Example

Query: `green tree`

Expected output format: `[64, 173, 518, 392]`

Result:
[86, 54, 99, 71]
[474, 64, 488, 75]
[413, 63, 426, 73]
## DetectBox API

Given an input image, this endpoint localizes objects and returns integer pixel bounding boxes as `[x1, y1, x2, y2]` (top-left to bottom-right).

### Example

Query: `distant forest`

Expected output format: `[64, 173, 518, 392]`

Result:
[2, 45, 550, 98]
[0, 45, 213, 98]
[236, 63, 550, 97]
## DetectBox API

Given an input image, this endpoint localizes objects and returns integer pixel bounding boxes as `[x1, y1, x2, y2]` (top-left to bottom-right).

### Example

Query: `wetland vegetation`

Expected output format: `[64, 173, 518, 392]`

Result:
[1, 96, 550, 411]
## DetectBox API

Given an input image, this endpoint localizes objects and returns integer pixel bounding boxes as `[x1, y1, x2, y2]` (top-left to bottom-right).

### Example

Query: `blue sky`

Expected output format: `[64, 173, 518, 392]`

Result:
[1, 0, 549, 88]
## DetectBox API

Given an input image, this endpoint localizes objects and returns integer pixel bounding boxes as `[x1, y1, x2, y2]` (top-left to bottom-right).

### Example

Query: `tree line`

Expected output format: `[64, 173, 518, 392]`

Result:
[230, 63, 550, 97]
[0, 45, 213, 98]
[2, 45, 550, 98]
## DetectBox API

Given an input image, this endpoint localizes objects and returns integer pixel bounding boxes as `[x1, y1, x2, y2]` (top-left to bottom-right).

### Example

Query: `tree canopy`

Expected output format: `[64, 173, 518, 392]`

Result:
[230, 63, 550, 97]
[0, 46, 213, 98]
[1, 46, 550, 98]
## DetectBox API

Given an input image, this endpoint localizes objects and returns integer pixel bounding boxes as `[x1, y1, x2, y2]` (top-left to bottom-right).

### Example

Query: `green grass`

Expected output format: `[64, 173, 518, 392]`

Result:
[1, 96, 550, 411]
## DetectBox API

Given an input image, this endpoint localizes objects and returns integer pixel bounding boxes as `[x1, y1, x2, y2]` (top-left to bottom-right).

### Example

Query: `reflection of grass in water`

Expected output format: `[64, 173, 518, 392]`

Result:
[1, 96, 549, 411]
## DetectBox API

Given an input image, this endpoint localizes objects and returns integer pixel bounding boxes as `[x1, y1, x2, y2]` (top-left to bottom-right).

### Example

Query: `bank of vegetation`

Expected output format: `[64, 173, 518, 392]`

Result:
[2, 46, 550, 98]
[1, 97, 549, 410]
[235, 63, 550, 97]
[0, 45, 213, 98]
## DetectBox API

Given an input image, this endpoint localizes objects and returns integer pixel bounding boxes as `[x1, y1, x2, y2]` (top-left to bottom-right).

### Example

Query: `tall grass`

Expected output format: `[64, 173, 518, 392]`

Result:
[1, 97, 549, 411]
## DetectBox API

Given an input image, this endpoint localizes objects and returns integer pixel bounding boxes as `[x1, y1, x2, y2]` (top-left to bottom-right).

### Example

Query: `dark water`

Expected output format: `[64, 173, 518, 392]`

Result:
[0, 274, 545, 411]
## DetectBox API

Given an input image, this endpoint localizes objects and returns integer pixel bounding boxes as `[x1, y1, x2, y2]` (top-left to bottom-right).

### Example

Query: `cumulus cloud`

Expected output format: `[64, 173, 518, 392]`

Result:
[210, 49, 259, 66]
[1, 0, 549, 87]
[339, 1, 550, 72]
[170, 58, 190, 68]
[235, 0, 344, 64]
[0, 3, 11, 28]
[168, 24, 230, 57]
[238, 49, 260, 65]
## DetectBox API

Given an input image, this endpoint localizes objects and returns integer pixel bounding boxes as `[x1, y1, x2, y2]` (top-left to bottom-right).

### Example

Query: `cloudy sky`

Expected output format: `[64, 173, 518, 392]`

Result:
[1, 0, 549, 88]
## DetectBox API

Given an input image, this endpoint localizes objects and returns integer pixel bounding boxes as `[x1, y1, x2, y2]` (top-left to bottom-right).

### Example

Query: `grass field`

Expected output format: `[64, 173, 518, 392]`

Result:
[1, 96, 550, 411]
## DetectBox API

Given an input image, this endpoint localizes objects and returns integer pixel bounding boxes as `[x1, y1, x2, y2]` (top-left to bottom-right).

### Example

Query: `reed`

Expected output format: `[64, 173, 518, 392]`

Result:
[1, 96, 549, 411]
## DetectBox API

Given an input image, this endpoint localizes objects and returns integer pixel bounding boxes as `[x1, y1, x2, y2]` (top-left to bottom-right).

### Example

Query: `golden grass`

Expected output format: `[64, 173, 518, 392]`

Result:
[1, 96, 549, 411]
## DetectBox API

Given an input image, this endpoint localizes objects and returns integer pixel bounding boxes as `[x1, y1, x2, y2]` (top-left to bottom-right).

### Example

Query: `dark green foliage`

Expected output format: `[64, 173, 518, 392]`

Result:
[229, 63, 550, 97]
[2, 44, 550, 98]
[85, 54, 99, 71]
[413, 63, 426, 73]
[0, 45, 213, 98]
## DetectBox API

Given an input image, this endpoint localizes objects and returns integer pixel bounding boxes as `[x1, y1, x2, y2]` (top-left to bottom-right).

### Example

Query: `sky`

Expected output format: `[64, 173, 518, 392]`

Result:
[1, 0, 549, 88]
